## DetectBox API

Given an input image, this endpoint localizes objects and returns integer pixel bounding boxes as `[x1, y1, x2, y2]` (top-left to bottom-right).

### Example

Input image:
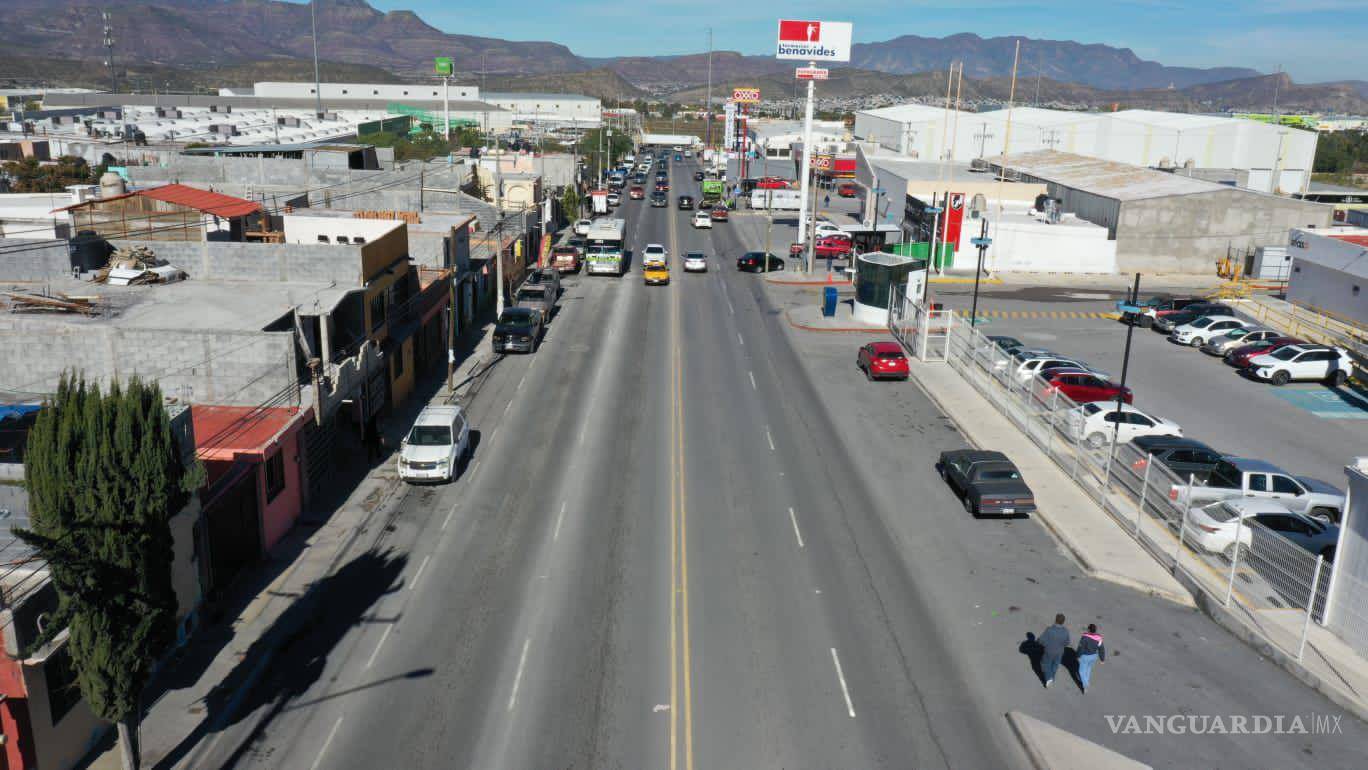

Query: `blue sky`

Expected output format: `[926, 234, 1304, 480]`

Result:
[360, 0, 1368, 83]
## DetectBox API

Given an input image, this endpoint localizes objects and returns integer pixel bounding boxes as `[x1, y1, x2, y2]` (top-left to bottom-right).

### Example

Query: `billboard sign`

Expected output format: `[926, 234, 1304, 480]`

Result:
[776, 20, 852, 62]
[732, 87, 761, 104]
[943, 192, 966, 246]
[795, 67, 829, 81]
[724, 102, 737, 152]
[434, 57, 454, 76]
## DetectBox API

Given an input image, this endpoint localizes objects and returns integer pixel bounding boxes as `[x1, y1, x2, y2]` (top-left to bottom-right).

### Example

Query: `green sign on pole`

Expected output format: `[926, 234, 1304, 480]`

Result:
[434, 57, 454, 76]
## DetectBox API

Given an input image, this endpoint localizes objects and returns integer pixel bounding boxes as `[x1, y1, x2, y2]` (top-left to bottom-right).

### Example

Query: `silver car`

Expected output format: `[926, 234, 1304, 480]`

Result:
[1200, 327, 1279, 356]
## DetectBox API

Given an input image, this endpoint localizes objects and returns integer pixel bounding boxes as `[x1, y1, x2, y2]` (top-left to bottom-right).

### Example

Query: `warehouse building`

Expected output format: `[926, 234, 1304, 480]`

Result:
[990, 150, 1333, 273]
[1285, 228, 1368, 327]
[853, 105, 1318, 195]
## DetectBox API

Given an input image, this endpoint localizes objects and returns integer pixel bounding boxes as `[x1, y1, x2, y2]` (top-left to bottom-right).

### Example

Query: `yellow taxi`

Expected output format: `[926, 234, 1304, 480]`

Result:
[644, 260, 670, 285]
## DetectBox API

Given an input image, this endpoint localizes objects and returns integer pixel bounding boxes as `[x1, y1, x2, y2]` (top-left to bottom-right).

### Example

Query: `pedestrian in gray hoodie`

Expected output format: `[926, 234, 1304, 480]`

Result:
[1039, 614, 1070, 687]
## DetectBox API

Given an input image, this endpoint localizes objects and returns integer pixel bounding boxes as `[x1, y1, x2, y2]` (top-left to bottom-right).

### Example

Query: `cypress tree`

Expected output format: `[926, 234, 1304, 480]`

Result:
[17, 375, 191, 770]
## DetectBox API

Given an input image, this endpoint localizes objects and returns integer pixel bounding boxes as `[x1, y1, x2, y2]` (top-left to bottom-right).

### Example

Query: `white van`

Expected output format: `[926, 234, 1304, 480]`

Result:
[398, 405, 471, 483]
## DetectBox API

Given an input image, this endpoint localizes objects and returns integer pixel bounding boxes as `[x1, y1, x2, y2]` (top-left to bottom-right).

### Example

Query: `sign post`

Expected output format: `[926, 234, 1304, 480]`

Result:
[434, 57, 454, 140]
[776, 19, 851, 271]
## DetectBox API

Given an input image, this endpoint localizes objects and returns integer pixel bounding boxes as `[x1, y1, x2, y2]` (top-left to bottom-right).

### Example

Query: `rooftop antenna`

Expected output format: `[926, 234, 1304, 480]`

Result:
[310, 0, 323, 119]
[102, 10, 116, 93]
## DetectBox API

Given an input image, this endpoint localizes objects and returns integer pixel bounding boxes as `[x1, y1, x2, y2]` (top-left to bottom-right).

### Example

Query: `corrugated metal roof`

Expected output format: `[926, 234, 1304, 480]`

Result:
[978, 106, 1101, 127]
[857, 104, 951, 124]
[994, 150, 1225, 201]
[138, 184, 261, 218]
[192, 404, 310, 462]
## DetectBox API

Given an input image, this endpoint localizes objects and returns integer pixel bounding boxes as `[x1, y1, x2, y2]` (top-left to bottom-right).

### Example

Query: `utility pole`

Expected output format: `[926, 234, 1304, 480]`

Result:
[1109, 273, 1142, 450]
[796, 60, 816, 256]
[969, 217, 991, 326]
[310, 1, 323, 118]
[705, 27, 714, 150]
[764, 187, 774, 275]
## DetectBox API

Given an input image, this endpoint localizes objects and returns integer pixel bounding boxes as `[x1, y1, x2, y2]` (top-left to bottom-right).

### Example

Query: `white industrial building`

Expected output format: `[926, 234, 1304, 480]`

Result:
[1285, 228, 1368, 326]
[221, 83, 601, 128]
[854, 104, 1318, 195]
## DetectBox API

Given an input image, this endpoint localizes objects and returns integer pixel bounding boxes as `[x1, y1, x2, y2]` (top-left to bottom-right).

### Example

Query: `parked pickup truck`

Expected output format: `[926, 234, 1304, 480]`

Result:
[514, 282, 557, 324]
[1168, 456, 1346, 523]
[552, 245, 581, 274]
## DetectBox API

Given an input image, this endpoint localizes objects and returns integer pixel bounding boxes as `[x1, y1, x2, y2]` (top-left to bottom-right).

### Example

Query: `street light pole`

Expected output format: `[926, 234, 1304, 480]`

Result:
[704, 27, 714, 150]
[969, 217, 991, 326]
[1109, 273, 1142, 449]
[310, 0, 323, 119]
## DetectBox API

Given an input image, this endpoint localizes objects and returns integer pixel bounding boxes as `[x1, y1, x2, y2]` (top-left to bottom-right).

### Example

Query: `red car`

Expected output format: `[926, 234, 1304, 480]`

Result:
[756, 177, 790, 190]
[790, 235, 852, 258]
[709, 206, 729, 222]
[628, 186, 645, 200]
[1040, 369, 1132, 404]
[1226, 337, 1304, 368]
[857, 341, 910, 381]
[837, 182, 858, 198]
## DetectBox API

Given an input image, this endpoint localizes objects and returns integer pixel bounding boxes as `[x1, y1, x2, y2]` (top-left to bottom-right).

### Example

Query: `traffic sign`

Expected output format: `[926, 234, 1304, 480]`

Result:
[796, 66, 829, 80]
[971, 237, 993, 248]
[732, 87, 761, 104]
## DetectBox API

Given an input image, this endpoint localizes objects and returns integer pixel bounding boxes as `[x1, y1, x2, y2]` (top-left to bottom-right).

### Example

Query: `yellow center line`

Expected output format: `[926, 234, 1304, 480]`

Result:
[667, 201, 695, 770]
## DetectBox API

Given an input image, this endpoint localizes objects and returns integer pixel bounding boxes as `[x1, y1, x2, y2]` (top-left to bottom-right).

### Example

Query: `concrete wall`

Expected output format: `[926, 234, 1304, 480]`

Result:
[109, 238, 369, 286]
[0, 316, 297, 406]
[1285, 230, 1368, 325]
[1325, 461, 1368, 661]
[258, 426, 306, 550]
[0, 238, 70, 281]
[19, 648, 106, 770]
[1113, 189, 1334, 273]
[955, 210, 1118, 274]
[122, 155, 394, 188]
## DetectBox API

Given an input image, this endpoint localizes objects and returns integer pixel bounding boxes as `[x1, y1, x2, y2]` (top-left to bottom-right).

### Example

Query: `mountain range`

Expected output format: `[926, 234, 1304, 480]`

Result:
[3, 0, 1363, 113]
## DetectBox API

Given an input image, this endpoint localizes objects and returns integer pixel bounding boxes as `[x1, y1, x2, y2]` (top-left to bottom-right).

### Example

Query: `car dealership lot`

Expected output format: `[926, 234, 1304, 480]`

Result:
[929, 282, 1365, 482]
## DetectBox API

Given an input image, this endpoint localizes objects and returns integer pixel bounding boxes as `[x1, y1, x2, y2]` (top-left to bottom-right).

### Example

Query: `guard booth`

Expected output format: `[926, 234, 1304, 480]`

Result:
[839, 224, 902, 256]
[853, 251, 925, 326]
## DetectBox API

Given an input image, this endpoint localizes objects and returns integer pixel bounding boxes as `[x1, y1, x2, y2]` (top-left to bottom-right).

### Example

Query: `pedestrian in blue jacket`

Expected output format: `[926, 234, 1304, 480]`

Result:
[1038, 614, 1069, 687]
[1076, 624, 1106, 693]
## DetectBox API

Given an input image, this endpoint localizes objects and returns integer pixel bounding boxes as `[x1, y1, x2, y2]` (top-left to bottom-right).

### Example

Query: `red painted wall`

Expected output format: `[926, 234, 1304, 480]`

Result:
[0, 656, 35, 770]
[257, 427, 304, 551]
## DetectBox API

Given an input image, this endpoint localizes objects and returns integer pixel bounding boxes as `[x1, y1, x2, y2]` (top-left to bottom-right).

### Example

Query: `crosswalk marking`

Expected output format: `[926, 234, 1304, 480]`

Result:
[953, 309, 1122, 320]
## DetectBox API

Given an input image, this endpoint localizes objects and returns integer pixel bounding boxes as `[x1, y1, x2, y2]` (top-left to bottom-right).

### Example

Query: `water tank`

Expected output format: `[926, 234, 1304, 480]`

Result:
[99, 171, 126, 199]
[69, 231, 111, 273]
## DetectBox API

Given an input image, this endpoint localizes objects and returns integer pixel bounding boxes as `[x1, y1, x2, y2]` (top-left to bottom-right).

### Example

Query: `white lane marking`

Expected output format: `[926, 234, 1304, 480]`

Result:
[507, 637, 532, 712]
[766, 427, 775, 452]
[471, 459, 482, 476]
[749, 371, 757, 390]
[442, 503, 458, 531]
[738, 332, 744, 346]
[578, 418, 589, 447]
[365, 624, 395, 670]
[554, 501, 568, 541]
[517, 374, 527, 391]
[503, 400, 513, 416]
[309, 715, 345, 770]
[830, 648, 856, 718]
[410, 555, 431, 591]
[788, 507, 805, 549]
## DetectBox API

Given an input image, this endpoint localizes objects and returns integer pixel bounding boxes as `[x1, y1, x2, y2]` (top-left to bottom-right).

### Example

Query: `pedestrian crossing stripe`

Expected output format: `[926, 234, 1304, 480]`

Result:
[953, 309, 1122, 320]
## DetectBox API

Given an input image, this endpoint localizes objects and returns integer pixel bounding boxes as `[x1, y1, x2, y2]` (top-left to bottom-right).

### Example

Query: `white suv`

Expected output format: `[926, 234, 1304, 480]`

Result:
[1068, 402, 1182, 448]
[398, 405, 471, 483]
[1246, 344, 1354, 386]
[1169, 315, 1250, 347]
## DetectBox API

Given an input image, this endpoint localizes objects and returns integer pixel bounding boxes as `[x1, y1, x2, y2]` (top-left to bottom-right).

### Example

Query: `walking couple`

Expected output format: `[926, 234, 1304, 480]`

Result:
[1039, 614, 1106, 692]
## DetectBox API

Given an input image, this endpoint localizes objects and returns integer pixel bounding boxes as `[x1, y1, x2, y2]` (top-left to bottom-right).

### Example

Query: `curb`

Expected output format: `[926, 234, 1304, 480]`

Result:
[783, 309, 887, 334]
[1005, 711, 1050, 770]
[906, 363, 1196, 609]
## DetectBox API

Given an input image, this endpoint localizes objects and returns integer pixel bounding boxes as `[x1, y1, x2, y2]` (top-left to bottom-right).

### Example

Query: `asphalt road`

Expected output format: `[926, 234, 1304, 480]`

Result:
[210, 158, 1363, 770]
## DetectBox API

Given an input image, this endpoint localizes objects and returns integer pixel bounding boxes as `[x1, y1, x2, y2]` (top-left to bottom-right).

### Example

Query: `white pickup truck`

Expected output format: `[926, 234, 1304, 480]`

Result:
[1169, 456, 1346, 523]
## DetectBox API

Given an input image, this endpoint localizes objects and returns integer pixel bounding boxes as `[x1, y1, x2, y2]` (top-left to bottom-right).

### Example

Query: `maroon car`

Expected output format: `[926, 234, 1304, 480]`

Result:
[1040, 370, 1132, 404]
[1226, 337, 1304, 367]
[857, 341, 910, 381]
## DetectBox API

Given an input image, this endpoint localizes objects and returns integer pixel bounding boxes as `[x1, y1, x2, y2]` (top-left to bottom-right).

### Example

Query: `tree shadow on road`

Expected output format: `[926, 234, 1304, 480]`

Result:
[152, 549, 411, 770]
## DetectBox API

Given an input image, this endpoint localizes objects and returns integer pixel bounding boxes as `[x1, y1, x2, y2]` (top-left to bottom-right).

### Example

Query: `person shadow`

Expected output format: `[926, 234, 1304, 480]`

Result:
[1062, 647, 1085, 693]
[1019, 632, 1045, 686]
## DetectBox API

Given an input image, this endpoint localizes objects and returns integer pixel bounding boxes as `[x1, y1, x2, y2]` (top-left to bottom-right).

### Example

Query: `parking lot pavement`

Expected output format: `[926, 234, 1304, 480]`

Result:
[927, 281, 1365, 482]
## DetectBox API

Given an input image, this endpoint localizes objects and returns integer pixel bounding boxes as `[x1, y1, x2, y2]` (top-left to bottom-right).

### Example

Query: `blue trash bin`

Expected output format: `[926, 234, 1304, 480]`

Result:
[822, 286, 838, 317]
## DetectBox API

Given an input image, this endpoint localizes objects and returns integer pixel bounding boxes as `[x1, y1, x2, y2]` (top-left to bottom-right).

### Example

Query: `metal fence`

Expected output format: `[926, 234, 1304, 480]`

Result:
[931, 305, 1338, 662]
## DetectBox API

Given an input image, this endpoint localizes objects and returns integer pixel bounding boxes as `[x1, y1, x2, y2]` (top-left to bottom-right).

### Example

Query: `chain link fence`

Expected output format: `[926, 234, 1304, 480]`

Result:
[922, 303, 1340, 663]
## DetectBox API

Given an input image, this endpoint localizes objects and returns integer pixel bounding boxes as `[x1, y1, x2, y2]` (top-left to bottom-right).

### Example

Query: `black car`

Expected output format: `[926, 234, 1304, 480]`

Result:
[650, 192, 668, 207]
[1152, 302, 1235, 333]
[632, 173, 647, 184]
[737, 251, 785, 272]
[694, 170, 705, 181]
[937, 449, 1036, 517]
[678, 195, 694, 210]
[1129, 436, 1225, 484]
[491, 307, 543, 354]
[987, 335, 1023, 353]
[655, 171, 669, 181]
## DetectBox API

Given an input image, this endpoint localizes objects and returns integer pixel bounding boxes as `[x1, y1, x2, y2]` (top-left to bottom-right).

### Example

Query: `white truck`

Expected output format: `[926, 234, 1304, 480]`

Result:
[1169, 456, 1346, 523]
[750, 188, 802, 211]
[591, 190, 609, 215]
[585, 218, 626, 276]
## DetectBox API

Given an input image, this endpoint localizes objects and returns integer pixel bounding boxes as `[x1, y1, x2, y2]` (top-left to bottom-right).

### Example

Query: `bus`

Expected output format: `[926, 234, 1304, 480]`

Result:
[585, 218, 627, 276]
[701, 178, 725, 206]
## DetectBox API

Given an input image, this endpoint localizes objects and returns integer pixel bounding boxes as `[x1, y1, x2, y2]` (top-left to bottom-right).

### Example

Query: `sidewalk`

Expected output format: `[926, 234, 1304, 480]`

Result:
[908, 359, 1195, 607]
[785, 300, 885, 333]
[83, 321, 499, 770]
[1007, 711, 1151, 770]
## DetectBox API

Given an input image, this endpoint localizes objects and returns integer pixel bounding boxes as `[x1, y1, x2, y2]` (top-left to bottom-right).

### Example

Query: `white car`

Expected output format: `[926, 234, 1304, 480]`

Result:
[1200, 327, 1281, 356]
[642, 243, 668, 265]
[692, 211, 713, 229]
[1246, 344, 1354, 386]
[1185, 498, 1340, 560]
[1169, 315, 1250, 347]
[1068, 402, 1181, 448]
[684, 150, 693, 158]
[573, 219, 592, 236]
[606, 192, 621, 207]
[1013, 355, 1092, 383]
[683, 252, 708, 272]
[398, 405, 471, 483]
[811, 221, 842, 238]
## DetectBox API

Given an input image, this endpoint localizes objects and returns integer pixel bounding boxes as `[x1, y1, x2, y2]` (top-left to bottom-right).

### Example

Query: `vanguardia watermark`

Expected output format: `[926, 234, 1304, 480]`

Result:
[1105, 714, 1343, 735]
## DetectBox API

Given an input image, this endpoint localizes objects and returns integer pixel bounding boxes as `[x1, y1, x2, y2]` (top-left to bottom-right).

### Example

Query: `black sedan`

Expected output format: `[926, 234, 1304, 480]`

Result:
[737, 251, 785, 272]
[650, 192, 668, 207]
[1129, 435, 1225, 484]
[678, 195, 694, 210]
[937, 449, 1036, 517]
[694, 170, 705, 181]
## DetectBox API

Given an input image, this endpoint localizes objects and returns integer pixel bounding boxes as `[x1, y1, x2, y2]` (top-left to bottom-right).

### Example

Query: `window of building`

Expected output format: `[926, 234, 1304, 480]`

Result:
[370, 292, 387, 331]
[393, 344, 405, 379]
[1354, 286, 1361, 296]
[45, 644, 80, 725]
[317, 235, 329, 243]
[264, 450, 286, 503]
[373, 90, 379, 95]
[353, 236, 366, 245]
[403, 90, 408, 95]
[342, 89, 348, 94]
[432, 91, 438, 96]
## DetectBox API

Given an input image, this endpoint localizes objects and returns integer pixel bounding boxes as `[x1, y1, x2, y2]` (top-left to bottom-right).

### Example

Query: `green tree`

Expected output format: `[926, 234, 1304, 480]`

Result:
[561, 185, 581, 220]
[18, 375, 198, 770]
[1, 155, 101, 193]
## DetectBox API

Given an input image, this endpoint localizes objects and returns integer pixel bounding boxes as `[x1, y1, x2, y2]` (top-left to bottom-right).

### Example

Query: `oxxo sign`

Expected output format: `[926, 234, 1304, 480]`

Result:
[775, 19, 853, 62]
[732, 87, 761, 104]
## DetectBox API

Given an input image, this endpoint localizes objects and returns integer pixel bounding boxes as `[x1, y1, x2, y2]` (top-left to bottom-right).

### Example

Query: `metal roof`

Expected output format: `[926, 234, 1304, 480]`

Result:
[857, 104, 951, 124]
[181, 141, 372, 156]
[977, 106, 1102, 127]
[483, 92, 599, 102]
[138, 184, 262, 218]
[994, 150, 1225, 201]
